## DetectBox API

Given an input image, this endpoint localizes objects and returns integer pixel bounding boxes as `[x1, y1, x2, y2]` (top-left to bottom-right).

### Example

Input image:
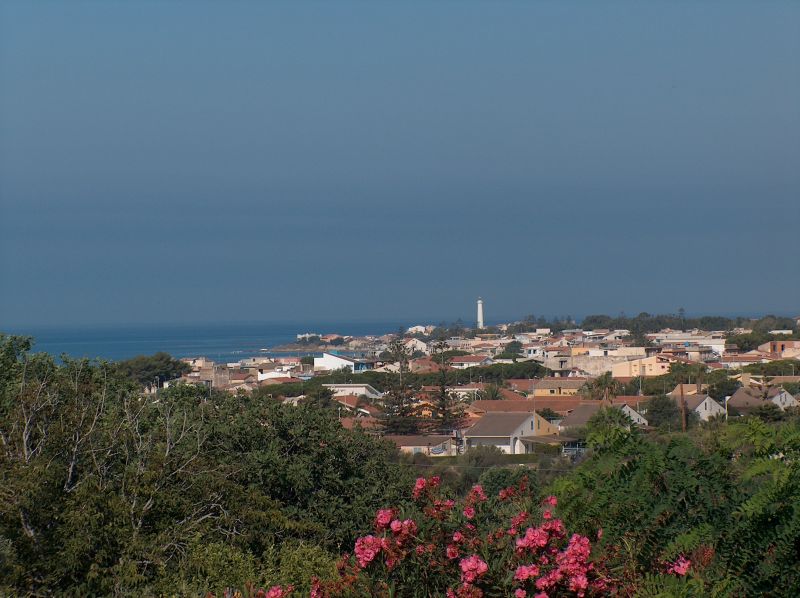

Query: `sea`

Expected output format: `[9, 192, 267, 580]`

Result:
[4, 321, 412, 363]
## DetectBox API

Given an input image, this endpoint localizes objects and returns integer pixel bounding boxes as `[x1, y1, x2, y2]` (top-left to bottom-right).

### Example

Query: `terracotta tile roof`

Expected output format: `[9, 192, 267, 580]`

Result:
[339, 416, 381, 430]
[334, 394, 362, 408]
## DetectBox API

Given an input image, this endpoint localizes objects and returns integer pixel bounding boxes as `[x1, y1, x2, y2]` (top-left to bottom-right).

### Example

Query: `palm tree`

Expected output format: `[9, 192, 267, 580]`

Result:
[479, 383, 504, 401]
[582, 372, 621, 404]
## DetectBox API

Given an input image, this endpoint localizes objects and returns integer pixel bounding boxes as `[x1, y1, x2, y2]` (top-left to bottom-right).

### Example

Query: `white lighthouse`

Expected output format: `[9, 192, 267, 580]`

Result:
[477, 297, 485, 329]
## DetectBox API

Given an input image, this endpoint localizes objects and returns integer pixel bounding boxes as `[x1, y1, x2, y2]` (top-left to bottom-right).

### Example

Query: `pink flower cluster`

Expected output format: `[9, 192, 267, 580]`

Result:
[342, 482, 614, 598]
[375, 508, 394, 529]
[353, 535, 382, 568]
[666, 555, 691, 576]
[459, 554, 489, 583]
[412, 475, 440, 499]
[264, 586, 294, 598]
[389, 518, 417, 539]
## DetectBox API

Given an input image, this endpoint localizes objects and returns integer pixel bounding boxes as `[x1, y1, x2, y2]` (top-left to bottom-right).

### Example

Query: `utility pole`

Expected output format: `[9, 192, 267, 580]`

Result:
[679, 380, 687, 432]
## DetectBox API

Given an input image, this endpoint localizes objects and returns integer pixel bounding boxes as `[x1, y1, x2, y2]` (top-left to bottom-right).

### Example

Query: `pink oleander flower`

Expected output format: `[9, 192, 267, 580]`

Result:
[375, 508, 394, 529]
[459, 554, 488, 583]
[569, 573, 589, 594]
[430, 475, 441, 487]
[543, 495, 558, 507]
[469, 484, 487, 502]
[597, 528, 603, 540]
[310, 578, 322, 598]
[514, 563, 540, 581]
[511, 511, 528, 528]
[515, 590, 527, 598]
[534, 593, 548, 598]
[390, 519, 403, 533]
[543, 509, 552, 520]
[354, 535, 382, 568]
[667, 555, 691, 576]
[516, 526, 549, 552]
[447, 543, 460, 559]
[453, 530, 464, 543]
[463, 506, 476, 519]
[265, 586, 293, 598]
[412, 477, 427, 499]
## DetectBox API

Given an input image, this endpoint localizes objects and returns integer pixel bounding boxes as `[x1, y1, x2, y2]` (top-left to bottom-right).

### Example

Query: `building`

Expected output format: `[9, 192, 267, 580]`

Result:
[611, 355, 671, 379]
[757, 340, 800, 358]
[384, 435, 456, 457]
[728, 386, 799, 413]
[322, 383, 383, 400]
[675, 394, 725, 421]
[450, 355, 493, 369]
[531, 377, 587, 397]
[463, 412, 559, 454]
[314, 352, 377, 373]
[558, 403, 648, 429]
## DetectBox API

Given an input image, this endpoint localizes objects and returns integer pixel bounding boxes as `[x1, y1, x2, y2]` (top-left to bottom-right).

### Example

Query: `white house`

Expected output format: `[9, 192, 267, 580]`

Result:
[450, 355, 493, 369]
[463, 412, 559, 455]
[403, 338, 430, 355]
[618, 404, 648, 426]
[678, 394, 725, 421]
[314, 352, 377, 373]
[770, 388, 799, 411]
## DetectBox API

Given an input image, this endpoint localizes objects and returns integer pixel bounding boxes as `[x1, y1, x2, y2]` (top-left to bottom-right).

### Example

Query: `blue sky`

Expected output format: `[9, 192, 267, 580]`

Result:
[1, 1, 798, 327]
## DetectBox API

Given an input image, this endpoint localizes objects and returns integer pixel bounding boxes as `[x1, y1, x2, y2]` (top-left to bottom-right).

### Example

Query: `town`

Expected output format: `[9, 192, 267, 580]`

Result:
[163, 303, 800, 459]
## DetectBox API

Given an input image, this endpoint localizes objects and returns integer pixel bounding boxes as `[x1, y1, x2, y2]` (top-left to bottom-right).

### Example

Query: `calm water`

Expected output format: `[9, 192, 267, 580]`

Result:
[4, 321, 409, 362]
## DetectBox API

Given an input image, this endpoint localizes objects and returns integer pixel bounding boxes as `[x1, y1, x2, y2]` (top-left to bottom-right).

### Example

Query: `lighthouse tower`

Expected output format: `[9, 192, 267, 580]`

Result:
[477, 298, 485, 329]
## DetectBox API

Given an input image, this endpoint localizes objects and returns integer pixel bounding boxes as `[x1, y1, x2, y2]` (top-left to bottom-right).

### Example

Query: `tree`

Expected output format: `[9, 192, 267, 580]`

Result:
[428, 341, 463, 433]
[115, 351, 191, 387]
[644, 394, 681, 429]
[582, 372, 621, 402]
[305, 385, 335, 409]
[379, 339, 419, 434]
[478, 383, 504, 401]
[299, 355, 314, 366]
[586, 407, 636, 452]
[504, 340, 523, 356]
[751, 402, 784, 422]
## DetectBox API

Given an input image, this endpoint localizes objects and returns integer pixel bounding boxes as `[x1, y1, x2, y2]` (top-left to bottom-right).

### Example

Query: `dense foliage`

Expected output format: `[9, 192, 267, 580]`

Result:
[549, 418, 800, 596]
[0, 335, 412, 595]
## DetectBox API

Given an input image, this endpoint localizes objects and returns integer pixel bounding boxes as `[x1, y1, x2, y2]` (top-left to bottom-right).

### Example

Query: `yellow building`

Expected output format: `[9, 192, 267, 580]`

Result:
[611, 356, 670, 379]
[532, 377, 586, 396]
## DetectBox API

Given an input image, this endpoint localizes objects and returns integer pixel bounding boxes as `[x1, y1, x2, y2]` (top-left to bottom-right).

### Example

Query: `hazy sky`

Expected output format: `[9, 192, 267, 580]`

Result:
[1, 1, 798, 328]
